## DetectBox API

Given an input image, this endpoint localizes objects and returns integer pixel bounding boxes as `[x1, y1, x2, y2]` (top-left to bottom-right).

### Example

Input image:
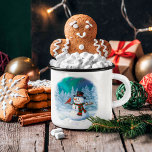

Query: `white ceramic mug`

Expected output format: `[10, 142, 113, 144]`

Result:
[50, 65, 131, 129]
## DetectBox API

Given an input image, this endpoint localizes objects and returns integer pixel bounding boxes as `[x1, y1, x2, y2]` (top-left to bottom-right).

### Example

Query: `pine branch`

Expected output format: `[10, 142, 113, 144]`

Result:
[88, 114, 152, 139]
[117, 114, 151, 124]
[144, 119, 152, 126]
[121, 122, 147, 138]
[88, 117, 120, 133]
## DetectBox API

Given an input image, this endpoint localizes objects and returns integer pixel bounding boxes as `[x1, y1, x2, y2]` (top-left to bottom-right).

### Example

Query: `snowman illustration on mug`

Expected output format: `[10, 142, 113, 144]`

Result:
[65, 91, 93, 118]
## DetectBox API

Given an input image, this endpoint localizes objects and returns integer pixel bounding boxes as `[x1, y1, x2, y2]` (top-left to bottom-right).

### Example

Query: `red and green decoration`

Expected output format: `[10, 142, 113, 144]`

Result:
[140, 73, 152, 104]
[116, 81, 147, 110]
[88, 81, 152, 139]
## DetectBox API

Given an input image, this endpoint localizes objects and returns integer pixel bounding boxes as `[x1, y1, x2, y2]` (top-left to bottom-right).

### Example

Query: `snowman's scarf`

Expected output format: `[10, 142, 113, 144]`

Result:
[74, 103, 86, 116]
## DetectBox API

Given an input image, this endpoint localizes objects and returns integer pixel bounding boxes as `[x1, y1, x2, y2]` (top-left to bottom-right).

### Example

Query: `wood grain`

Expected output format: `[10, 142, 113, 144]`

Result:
[48, 87, 125, 152]
[48, 123, 65, 152]
[62, 129, 125, 152]
[48, 122, 125, 152]
[0, 85, 151, 152]
[0, 121, 45, 152]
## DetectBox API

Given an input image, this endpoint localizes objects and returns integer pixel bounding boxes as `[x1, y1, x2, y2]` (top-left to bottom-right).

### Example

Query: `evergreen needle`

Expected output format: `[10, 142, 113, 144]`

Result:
[88, 114, 152, 139]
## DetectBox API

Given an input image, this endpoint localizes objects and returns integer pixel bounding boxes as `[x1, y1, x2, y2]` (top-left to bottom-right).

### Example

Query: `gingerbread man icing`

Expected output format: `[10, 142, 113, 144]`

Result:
[50, 14, 111, 57]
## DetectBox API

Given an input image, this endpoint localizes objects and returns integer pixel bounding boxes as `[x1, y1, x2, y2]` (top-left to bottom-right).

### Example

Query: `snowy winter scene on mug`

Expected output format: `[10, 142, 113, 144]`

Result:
[55, 77, 98, 121]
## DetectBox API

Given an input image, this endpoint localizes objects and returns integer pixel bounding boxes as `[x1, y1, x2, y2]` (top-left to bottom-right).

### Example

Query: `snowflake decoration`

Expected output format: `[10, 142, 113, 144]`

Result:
[0, 73, 30, 121]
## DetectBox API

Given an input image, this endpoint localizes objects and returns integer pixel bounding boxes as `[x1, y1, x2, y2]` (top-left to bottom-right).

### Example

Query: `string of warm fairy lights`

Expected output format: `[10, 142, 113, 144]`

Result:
[47, 0, 72, 18]
[46, 0, 152, 38]
[121, 0, 152, 39]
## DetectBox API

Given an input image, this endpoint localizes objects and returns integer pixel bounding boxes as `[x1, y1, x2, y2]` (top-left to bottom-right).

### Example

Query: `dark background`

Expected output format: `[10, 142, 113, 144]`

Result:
[0, 0, 31, 59]
[1, 0, 152, 79]
[32, 0, 152, 79]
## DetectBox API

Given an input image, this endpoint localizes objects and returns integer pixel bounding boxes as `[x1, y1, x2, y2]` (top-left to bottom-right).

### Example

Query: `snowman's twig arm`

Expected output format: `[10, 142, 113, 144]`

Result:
[66, 102, 73, 105]
[85, 102, 93, 106]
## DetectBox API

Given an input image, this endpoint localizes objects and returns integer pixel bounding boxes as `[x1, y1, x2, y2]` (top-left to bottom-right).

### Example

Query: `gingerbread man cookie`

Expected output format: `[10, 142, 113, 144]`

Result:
[50, 14, 111, 57]
[0, 73, 30, 121]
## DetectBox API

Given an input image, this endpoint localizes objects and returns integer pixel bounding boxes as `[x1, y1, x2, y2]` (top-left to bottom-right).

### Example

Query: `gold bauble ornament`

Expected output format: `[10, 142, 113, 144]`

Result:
[135, 53, 152, 82]
[5, 57, 40, 81]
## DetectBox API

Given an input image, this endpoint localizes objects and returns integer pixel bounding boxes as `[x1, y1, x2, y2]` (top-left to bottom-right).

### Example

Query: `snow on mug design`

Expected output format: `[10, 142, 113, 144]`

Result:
[51, 66, 131, 129]
[55, 77, 98, 121]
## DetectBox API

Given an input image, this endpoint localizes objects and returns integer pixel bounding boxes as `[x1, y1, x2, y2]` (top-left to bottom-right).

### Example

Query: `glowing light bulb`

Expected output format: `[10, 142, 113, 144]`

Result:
[47, 8, 53, 14]
[46, 2, 63, 14]
[148, 27, 152, 31]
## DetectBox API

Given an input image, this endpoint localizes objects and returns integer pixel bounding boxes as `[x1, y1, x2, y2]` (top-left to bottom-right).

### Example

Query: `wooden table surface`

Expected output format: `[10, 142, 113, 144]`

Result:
[0, 85, 152, 152]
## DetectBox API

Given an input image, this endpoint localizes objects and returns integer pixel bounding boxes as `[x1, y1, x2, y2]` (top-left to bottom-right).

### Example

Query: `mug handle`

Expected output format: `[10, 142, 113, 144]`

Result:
[112, 73, 131, 108]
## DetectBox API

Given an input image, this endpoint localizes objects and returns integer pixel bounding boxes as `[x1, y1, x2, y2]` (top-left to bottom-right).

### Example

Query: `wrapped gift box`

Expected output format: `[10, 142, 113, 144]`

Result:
[108, 40, 144, 82]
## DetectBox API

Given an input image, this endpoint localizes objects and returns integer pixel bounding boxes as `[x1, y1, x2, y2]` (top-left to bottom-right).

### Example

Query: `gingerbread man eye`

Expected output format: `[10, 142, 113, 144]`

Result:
[69, 21, 79, 29]
[73, 24, 78, 29]
[85, 20, 93, 29]
[85, 25, 90, 29]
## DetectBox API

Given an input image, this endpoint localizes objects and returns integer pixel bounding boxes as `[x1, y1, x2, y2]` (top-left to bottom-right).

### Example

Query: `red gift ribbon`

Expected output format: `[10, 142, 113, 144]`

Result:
[108, 39, 140, 73]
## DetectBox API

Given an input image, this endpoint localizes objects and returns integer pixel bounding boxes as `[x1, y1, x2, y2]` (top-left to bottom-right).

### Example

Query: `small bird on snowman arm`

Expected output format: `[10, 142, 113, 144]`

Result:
[65, 91, 93, 116]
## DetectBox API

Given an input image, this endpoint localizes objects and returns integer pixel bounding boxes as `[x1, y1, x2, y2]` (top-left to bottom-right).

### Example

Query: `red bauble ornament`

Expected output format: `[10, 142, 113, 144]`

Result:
[140, 73, 152, 104]
[0, 51, 9, 76]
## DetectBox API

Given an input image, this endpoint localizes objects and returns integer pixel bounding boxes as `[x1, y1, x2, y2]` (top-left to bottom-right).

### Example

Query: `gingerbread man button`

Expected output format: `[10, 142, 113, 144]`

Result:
[50, 14, 111, 57]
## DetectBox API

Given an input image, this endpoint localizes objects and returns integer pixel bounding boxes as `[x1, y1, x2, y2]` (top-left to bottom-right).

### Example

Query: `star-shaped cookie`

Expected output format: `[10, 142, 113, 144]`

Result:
[0, 73, 30, 121]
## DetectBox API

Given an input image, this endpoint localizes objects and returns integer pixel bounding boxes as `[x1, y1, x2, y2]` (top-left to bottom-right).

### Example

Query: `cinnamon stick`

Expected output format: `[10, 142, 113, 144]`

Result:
[18, 112, 51, 126]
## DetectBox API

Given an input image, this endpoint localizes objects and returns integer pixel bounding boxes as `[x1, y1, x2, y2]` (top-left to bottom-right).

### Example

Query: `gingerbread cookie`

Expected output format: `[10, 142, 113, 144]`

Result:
[26, 100, 50, 109]
[50, 14, 111, 58]
[28, 87, 45, 94]
[28, 80, 51, 94]
[0, 73, 30, 121]
[47, 94, 51, 100]
[29, 94, 48, 101]
[44, 87, 51, 94]
[47, 100, 51, 107]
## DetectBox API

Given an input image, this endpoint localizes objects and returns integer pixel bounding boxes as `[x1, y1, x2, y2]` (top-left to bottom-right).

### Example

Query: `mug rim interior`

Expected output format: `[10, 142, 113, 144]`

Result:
[49, 64, 115, 72]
